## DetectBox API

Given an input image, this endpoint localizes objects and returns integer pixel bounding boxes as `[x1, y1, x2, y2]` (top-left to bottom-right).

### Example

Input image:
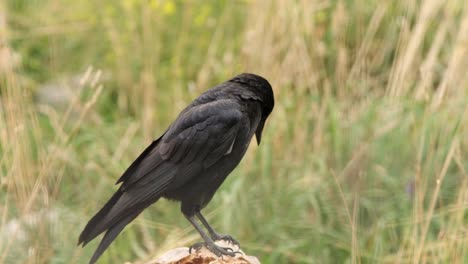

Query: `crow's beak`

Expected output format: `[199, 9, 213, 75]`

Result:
[255, 131, 262, 145]
[255, 119, 265, 145]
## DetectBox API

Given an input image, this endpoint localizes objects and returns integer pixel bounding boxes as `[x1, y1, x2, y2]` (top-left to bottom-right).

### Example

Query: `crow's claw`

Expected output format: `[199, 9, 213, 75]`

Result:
[212, 234, 240, 247]
[188, 241, 236, 257]
[188, 242, 205, 254]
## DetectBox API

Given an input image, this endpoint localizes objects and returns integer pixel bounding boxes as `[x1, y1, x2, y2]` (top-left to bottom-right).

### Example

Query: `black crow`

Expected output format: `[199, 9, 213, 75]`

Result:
[78, 73, 274, 263]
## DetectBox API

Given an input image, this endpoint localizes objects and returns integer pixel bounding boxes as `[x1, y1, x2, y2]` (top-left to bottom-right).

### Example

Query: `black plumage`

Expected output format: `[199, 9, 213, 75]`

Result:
[78, 73, 274, 263]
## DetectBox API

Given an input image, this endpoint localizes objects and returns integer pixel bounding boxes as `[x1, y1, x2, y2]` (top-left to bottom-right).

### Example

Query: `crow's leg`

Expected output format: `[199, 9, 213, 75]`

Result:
[195, 212, 240, 247]
[185, 215, 236, 257]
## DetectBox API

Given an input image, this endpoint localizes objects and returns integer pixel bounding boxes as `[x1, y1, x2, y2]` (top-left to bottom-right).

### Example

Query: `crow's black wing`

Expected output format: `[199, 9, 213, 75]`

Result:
[163, 99, 243, 167]
[79, 99, 243, 263]
[115, 136, 164, 185]
[119, 98, 244, 190]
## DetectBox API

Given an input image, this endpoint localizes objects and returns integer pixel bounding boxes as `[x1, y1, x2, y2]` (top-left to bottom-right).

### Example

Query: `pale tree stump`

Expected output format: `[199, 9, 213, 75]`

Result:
[145, 241, 261, 264]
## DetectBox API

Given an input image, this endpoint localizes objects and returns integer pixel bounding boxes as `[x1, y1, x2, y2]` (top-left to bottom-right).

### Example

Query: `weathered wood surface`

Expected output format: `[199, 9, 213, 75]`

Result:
[146, 241, 260, 264]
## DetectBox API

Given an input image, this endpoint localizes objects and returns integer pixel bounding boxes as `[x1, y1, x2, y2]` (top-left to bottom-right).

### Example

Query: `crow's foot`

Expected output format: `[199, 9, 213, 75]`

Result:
[212, 234, 240, 247]
[189, 241, 240, 257]
[188, 242, 204, 254]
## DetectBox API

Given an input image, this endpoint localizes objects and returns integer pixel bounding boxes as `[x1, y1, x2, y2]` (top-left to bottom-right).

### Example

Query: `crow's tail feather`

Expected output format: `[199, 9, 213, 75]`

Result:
[88, 210, 142, 264]
[79, 190, 162, 264]
[78, 189, 125, 246]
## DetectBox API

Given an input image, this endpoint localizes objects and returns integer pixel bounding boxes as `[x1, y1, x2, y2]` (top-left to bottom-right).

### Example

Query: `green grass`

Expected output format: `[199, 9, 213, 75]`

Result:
[1, 0, 467, 263]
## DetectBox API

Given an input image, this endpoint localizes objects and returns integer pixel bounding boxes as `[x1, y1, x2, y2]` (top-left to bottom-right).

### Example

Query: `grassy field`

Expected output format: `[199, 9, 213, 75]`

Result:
[1, 0, 467, 263]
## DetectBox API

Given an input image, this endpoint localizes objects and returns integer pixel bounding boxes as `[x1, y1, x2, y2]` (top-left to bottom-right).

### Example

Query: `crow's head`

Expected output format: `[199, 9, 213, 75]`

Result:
[230, 73, 274, 145]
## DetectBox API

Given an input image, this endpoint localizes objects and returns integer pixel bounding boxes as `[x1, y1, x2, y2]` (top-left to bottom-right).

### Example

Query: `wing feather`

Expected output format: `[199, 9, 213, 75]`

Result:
[116, 136, 163, 184]
[159, 99, 243, 169]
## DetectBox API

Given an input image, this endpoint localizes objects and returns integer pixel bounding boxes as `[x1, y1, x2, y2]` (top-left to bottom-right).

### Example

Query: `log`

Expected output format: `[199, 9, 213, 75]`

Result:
[146, 241, 260, 264]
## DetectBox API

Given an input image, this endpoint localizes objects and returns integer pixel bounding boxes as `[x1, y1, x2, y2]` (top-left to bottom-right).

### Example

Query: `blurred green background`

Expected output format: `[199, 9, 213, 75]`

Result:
[1, 0, 467, 263]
